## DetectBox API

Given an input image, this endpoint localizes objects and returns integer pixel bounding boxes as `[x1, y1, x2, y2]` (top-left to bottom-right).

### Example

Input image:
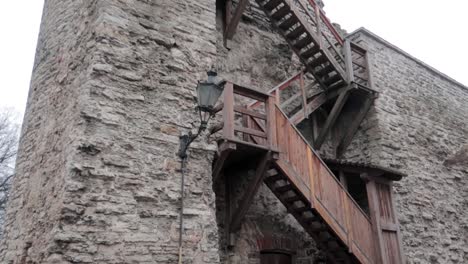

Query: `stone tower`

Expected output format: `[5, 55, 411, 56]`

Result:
[2, 0, 468, 263]
[1, 0, 221, 263]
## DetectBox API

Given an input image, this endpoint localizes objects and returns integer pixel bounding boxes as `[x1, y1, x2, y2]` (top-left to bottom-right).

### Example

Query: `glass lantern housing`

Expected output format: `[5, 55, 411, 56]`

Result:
[196, 70, 225, 128]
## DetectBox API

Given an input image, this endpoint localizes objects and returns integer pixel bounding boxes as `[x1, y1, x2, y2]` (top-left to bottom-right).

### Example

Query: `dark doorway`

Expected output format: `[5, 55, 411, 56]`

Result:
[260, 251, 292, 264]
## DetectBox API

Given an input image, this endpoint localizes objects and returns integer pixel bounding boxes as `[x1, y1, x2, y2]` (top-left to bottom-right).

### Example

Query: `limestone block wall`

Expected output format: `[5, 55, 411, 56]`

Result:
[2, 0, 221, 263]
[347, 29, 468, 263]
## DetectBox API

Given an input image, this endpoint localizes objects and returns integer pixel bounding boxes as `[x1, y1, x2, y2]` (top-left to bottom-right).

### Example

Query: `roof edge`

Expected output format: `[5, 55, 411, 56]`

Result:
[348, 27, 468, 91]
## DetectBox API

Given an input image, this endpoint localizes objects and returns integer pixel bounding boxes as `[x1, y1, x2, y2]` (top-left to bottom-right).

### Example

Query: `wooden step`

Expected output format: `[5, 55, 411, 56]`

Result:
[276, 14, 297, 30]
[308, 54, 328, 68]
[292, 35, 313, 49]
[285, 26, 306, 40]
[265, 173, 283, 183]
[309, 221, 326, 231]
[293, 206, 309, 213]
[276, 184, 294, 193]
[327, 80, 346, 90]
[323, 74, 342, 86]
[299, 45, 320, 59]
[262, 0, 282, 10]
[301, 214, 318, 222]
[315, 64, 335, 77]
[270, 4, 290, 20]
[319, 231, 333, 242]
[284, 195, 301, 203]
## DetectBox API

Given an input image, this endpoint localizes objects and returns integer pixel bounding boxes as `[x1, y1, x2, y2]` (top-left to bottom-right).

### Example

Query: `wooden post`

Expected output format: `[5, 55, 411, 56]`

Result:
[224, 0, 249, 40]
[340, 171, 353, 253]
[307, 148, 316, 208]
[315, 4, 322, 48]
[300, 72, 308, 118]
[364, 174, 386, 264]
[274, 89, 280, 105]
[266, 96, 277, 150]
[223, 82, 235, 141]
[344, 39, 355, 83]
[389, 181, 406, 263]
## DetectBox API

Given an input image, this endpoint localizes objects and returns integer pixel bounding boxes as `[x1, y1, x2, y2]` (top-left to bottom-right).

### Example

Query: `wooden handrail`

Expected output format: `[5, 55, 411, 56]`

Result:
[307, 0, 344, 45]
[273, 104, 375, 263]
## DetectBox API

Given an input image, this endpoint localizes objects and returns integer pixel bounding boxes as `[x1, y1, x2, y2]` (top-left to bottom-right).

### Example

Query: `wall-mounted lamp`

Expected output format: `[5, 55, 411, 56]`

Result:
[178, 70, 225, 159]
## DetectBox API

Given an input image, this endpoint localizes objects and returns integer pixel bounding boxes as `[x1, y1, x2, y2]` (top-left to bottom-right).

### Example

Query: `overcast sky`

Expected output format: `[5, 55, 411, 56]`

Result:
[0, 0, 466, 121]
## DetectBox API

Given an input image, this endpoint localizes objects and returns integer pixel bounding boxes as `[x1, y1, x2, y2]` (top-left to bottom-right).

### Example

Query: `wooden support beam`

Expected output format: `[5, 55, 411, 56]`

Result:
[224, 0, 249, 40]
[343, 39, 355, 83]
[365, 175, 386, 264]
[225, 171, 235, 248]
[336, 94, 374, 157]
[230, 152, 271, 232]
[314, 87, 351, 149]
[212, 142, 236, 185]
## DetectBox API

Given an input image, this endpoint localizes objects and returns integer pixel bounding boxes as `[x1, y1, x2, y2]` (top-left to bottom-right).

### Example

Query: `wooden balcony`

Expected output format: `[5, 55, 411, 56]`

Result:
[211, 82, 404, 264]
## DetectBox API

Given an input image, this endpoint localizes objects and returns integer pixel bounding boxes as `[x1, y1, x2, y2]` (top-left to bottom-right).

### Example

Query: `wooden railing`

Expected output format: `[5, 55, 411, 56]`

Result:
[216, 82, 377, 263]
[273, 106, 375, 263]
[219, 82, 277, 150]
[349, 41, 372, 89]
[294, 0, 347, 72]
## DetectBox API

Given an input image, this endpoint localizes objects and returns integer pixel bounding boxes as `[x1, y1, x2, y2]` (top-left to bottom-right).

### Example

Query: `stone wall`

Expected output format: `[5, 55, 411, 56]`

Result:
[2, 0, 222, 263]
[2, 0, 467, 263]
[347, 29, 468, 263]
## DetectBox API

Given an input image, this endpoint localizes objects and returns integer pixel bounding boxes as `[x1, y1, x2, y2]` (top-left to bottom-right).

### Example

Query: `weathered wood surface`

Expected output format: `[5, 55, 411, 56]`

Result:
[273, 105, 375, 264]
[216, 83, 383, 263]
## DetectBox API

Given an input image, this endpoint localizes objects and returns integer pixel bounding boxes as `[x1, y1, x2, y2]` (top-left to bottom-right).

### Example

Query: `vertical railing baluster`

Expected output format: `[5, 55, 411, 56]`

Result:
[223, 82, 235, 141]
[266, 96, 277, 150]
[344, 39, 355, 83]
[300, 72, 308, 118]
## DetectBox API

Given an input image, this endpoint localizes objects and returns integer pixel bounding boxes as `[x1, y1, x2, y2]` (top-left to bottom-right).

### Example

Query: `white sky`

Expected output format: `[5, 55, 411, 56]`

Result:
[0, 1, 466, 121]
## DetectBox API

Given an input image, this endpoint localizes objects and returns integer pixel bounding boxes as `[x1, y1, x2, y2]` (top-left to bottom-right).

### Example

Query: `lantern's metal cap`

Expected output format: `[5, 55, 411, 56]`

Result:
[207, 70, 218, 77]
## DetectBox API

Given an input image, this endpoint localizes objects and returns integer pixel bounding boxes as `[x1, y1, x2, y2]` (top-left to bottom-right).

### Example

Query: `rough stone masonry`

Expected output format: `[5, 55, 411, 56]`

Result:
[1, 0, 467, 263]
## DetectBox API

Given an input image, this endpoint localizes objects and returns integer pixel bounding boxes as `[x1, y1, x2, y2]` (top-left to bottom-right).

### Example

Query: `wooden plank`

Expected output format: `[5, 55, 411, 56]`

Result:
[365, 177, 386, 264]
[223, 83, 235, 140]
[314, 87, 351, 149]
[339, 171, 353, 253]
[230, 152, 271, 231]
[234, 106, 267, 120]
[266, 97, 277, 149]
[280, 92, 301, 109]
[300, 72, 308, 118]
[234, 126, 267, 138]
[389, 182, 405, 263]
[307, 147, 316, 207]
[225, 0, 249, 40]
[234, 84, 270, 101]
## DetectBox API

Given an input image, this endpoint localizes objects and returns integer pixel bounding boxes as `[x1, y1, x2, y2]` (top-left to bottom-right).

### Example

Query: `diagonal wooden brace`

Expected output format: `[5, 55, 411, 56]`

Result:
[229, 152, 272, 233]
[314, 86, 352, 149]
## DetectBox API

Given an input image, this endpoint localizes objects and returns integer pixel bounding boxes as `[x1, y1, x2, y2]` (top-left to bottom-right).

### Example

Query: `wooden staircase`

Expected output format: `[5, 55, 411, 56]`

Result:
[256, 0, 349, 91]
[231, 0, 379, 153]
[212, 83, 379, 264]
